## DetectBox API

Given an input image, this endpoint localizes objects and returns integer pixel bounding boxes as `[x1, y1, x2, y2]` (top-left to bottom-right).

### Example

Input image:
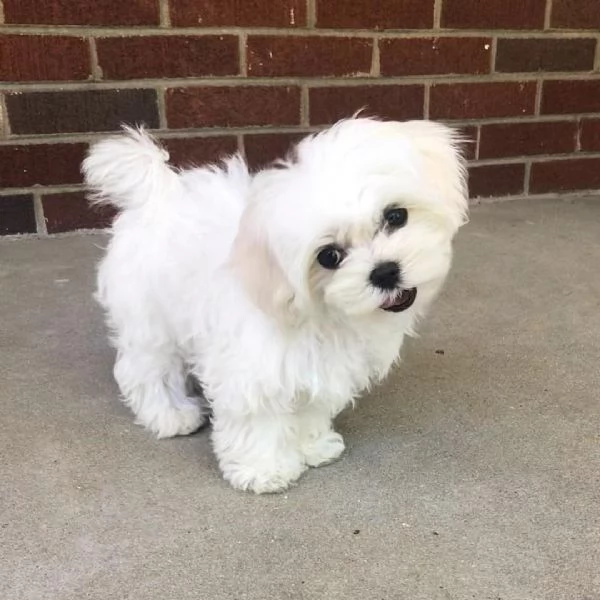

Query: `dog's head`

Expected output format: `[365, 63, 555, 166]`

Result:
[231, 118, 468, 325]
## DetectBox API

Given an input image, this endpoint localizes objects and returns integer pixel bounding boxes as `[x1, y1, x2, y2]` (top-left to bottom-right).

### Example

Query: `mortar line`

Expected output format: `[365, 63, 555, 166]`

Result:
[595, 36, 600, 71]
[3, 72, 599, 93]
[4, 25, 598, 38]
[423, 84, 430, 119]
[157, 87, 168, 129]
[523, 161, 532, 194]
[33, 193, 48, 236]
[0, 93, 10, 138]
[575, 118, 582, 152]
[88, 38, 102, 81]
[535, 79, 543, 116]
[300, 86, 310, 126]
[371, 38, 380, 77]
[0, 0, 5, 24]
[159, 0, 171, 27]
[237, 134, 245, 159]
[239, 33, 247, 77]
[489, 37, 497, 73]
[475, 125, 481, 160]
[544, 0, 553, 29]
[306, 0, 316, 28]
[433, 0, 443, 29]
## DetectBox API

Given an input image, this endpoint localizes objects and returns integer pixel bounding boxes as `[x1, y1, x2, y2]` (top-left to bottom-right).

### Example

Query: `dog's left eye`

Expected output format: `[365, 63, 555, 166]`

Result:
[317, 245, 345, 270]
[384, 207, 408, 229]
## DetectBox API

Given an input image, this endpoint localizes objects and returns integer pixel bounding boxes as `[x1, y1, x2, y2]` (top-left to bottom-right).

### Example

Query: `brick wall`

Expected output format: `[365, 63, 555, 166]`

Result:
[1, 0, 599, 235]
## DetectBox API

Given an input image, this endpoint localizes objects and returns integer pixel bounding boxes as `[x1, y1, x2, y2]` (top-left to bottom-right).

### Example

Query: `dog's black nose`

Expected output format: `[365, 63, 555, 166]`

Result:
[369, 261, 400, 290]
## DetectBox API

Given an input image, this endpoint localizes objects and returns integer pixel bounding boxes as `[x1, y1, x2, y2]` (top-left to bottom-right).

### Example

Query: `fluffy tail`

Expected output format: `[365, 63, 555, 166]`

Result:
[82, 126, 179, 211]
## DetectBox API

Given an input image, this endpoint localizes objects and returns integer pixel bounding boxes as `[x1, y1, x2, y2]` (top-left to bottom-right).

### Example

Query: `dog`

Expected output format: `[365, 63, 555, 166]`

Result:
[83, 117, 468, 493]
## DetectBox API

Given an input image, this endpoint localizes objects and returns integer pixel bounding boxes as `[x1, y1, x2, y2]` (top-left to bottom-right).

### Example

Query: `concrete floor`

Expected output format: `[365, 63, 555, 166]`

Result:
[1, 198, 599, 600]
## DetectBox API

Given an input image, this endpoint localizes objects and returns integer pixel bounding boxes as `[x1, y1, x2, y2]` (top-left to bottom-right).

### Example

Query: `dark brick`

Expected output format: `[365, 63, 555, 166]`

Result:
[309, 85, 424, 125]
[580, 119, 600, 152]
[380, 37, 491, 76]
[247, 36, 372, 77]
[166, 87, 301, 128]
[42, 192, 115, 234]
[0, 144, 87, 188]
[244, 133, 308, 170]
[496, 38, 596, 72]
[0, 195, 36, 235]
[170, 0, 306, 27]
[442, 0, 546, 29]
[6, 90, 159, 135]
[97, 36, 239, 80]
[316, 0, 434, 29]
[479, 122, 578, 159]
[3, 0, 159, 25]
[468, 164, 526, 198]
[163, 136, 239, 168]
[459, 126, 478, 160]
[541, 80, 600, 115]
[430, 82, 536, 120]
[0, 36, 89, 82]
[530, 158, 600, 193]
[551, 0, 600, 29]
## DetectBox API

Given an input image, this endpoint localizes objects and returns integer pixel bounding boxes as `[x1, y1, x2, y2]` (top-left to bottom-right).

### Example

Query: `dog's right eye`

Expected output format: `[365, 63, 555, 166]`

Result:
[317, 245, 345, 270]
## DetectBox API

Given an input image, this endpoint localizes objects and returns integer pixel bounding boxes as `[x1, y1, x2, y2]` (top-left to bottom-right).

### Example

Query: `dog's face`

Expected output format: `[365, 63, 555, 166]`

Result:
[232, 118, 468, 324]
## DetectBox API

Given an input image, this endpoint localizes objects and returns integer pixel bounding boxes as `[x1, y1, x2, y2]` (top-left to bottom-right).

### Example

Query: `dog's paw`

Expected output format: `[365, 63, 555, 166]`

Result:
[138, 400, 207, 439]
[221, 456, 307, 494]
[301, 431, 345, 467]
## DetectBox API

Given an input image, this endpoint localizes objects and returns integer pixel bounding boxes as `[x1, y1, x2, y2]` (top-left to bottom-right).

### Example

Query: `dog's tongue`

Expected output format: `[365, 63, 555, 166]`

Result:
[380, 288, 417, 312]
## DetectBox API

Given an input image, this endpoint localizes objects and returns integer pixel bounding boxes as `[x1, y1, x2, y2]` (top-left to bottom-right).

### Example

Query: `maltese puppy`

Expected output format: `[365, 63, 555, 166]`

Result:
[83, 118, 468, 493]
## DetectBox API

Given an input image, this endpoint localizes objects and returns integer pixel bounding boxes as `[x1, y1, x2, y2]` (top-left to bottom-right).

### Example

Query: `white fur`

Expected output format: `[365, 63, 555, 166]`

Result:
[83, 118, 468, 493]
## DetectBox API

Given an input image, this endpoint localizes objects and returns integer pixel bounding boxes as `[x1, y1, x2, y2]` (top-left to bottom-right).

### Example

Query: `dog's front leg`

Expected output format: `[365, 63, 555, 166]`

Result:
[211, 408, 307, 494]
[297, 405, 346, 468]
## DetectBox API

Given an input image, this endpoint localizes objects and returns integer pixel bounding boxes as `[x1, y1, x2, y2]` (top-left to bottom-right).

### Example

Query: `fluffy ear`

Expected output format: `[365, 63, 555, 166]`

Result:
[228, 204, 300, 323]
[402, 120, 469, 231]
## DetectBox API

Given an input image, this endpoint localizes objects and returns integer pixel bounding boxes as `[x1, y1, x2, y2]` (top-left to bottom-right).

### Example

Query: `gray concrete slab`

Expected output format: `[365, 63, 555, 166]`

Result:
[1, 198, 599, 600]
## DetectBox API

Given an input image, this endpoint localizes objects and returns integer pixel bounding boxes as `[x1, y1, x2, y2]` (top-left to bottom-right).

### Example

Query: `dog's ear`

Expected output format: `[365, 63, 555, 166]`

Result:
[229, 204, 302, 324]
[406, 121, 469, 230]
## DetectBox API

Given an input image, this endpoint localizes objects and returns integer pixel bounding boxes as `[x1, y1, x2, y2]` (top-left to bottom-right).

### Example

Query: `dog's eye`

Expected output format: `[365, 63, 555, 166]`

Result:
[384, 207, 408, 229]
[317, 245, 345, 270]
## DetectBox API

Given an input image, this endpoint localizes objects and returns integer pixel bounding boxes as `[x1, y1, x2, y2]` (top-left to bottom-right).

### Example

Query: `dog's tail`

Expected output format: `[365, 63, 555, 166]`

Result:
[82, 125, 179, 211]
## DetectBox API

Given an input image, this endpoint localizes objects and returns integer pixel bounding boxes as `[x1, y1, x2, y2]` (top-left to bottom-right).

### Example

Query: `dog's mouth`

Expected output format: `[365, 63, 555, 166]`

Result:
[380, 288, 417, 313]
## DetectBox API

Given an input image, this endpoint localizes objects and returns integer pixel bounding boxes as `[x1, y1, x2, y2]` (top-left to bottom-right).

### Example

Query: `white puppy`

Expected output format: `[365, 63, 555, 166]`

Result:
[83, 118, 468, 493]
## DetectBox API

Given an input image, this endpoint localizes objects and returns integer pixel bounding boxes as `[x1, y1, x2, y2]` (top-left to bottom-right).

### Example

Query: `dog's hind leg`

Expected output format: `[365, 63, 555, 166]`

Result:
[113, 343, 207, 438]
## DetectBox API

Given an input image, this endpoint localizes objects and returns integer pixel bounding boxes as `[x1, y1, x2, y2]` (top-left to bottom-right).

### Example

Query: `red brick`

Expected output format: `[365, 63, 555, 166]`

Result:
[530, 158, 600, 193]
[459, 126, 478, 160]
[309, 85, 424, 125]
[479, 122, 578, 159]
[247, 36, 372, 77]
[0, 36, 89, 82]
[6, 90, 159, 135]
[316, 0, 434, 29]
[580, 119, 600, 152]
[468, 163, 526, 198]
[0, 195, 36, 235]
[3, 0, 159, 25]
[244, 133, 308, 170]
[442, 0, 546, 29]
[541, 80, 600, 115]
[170, 0, 306, 27]
[163, 136, 239, 168]
[166, 87, 301, 129]
[380, 37, 491, 76]
[430, 82, 536, 120]
[42, 192, 115, 234]
[97, 36, 239, 80]
[0, 144, 87, 188]
[495, 38, 596, 72]
[551, 0, 600, 29]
